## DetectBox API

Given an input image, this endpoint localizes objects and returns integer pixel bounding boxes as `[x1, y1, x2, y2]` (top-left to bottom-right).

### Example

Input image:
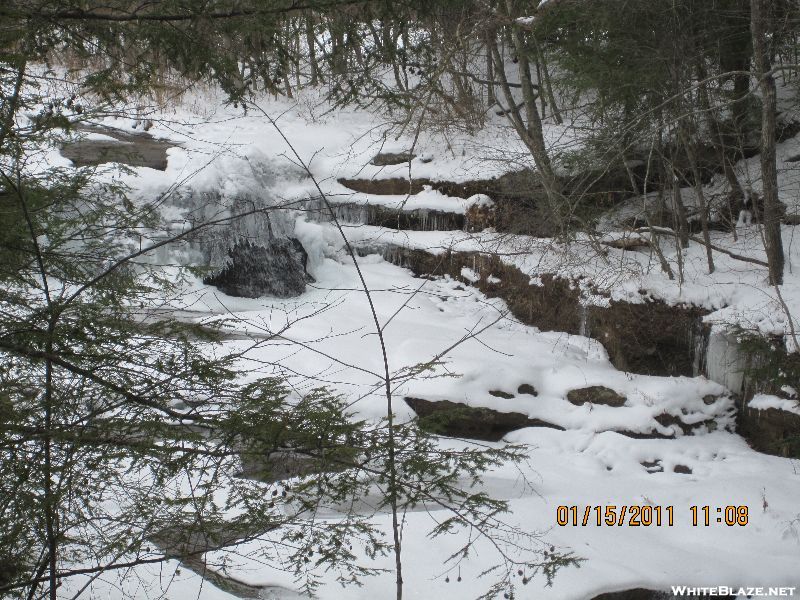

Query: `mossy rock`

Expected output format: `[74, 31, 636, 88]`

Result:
[404, 397, 563, 442]
[739, 406, 800, 458]
[567, 386, 626, 407]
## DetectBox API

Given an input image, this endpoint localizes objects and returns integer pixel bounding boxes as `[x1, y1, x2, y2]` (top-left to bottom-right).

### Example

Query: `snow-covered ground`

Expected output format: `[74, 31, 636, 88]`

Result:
[64, 88, 799, 345]
[53, 89, 800, 598]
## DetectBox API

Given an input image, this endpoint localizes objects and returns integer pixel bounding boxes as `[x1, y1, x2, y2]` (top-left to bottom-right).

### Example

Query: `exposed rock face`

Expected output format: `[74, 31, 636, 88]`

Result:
[567, 386, 627, 407]
[290, 237, 310, 276]
[337, 177, 427, 195]
[588, 300, 708, 376]
[60, 125, 174, 170]
[363, 245, 709, 377]
[356, 206, 464, 231]
[336, 172, 564, 237]
[738, 405, 800, 457]
[465, 200, 497, 232]
[204, 238, 311, 298]
[404, 397, 563, 442]
[305, 198, 465, 232]
[345, 211, 795, 458]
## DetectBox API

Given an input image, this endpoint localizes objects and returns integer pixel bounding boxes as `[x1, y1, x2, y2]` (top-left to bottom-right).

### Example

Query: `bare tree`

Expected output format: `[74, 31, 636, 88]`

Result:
[751, 0, 786, 285]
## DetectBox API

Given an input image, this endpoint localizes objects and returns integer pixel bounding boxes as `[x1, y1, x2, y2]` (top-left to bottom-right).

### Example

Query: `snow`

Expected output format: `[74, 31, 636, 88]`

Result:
[460, 266, 481, 283]
[468, 193, 495, 207]
[325, 183, 479, 214]
[749, 393, 800, 416]
[130, 250, 795, 599]
[81, 131, 130, 142]
[29, 84, 800, 599]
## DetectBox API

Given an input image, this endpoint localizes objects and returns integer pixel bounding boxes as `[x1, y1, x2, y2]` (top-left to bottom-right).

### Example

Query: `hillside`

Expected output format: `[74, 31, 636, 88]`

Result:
[2, 2, 800, 600]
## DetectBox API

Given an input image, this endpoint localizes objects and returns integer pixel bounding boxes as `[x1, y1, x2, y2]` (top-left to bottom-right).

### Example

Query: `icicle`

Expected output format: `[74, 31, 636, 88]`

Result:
[704, 329, 747, 394]
[578, 304, 590, 337]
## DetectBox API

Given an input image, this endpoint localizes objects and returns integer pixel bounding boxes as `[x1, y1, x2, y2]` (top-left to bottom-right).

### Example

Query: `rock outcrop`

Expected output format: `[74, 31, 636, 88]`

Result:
[61, 125, 174, 170]
[204, 238, 311, 298]
[404, 397, 563, 441]
[567, 386, 627, 407]
[371, 152, 416, 166]
[739, 404, 800, 457]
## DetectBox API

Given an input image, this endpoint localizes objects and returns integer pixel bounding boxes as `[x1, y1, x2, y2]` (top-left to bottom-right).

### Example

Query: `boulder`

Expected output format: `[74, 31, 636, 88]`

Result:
[371, 152, 416, 166]
[567, 386, 627, 408]
[60, 124, 174, 170]
[404, 397, 563, 442]
[204, 237, 310, 298]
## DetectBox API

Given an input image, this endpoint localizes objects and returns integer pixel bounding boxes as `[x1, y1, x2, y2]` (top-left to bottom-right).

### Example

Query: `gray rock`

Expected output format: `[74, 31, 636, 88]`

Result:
[60, 125, 174, 170]
[204, 237, 310, 298]
[371, 152, 416, 166]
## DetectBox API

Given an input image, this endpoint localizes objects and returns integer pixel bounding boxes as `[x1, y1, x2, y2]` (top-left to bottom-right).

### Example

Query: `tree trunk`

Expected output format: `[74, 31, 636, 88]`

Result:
[681, 128, 715, 273]
[489, 38, 554, 186]
[696, 58, 745, 233]
[534, 35, 562, 124]
[500, 4, 557, 189]
[305, 13, 319, 86]
[751, 0, 785, 284]
[485, 32, 495, 107]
